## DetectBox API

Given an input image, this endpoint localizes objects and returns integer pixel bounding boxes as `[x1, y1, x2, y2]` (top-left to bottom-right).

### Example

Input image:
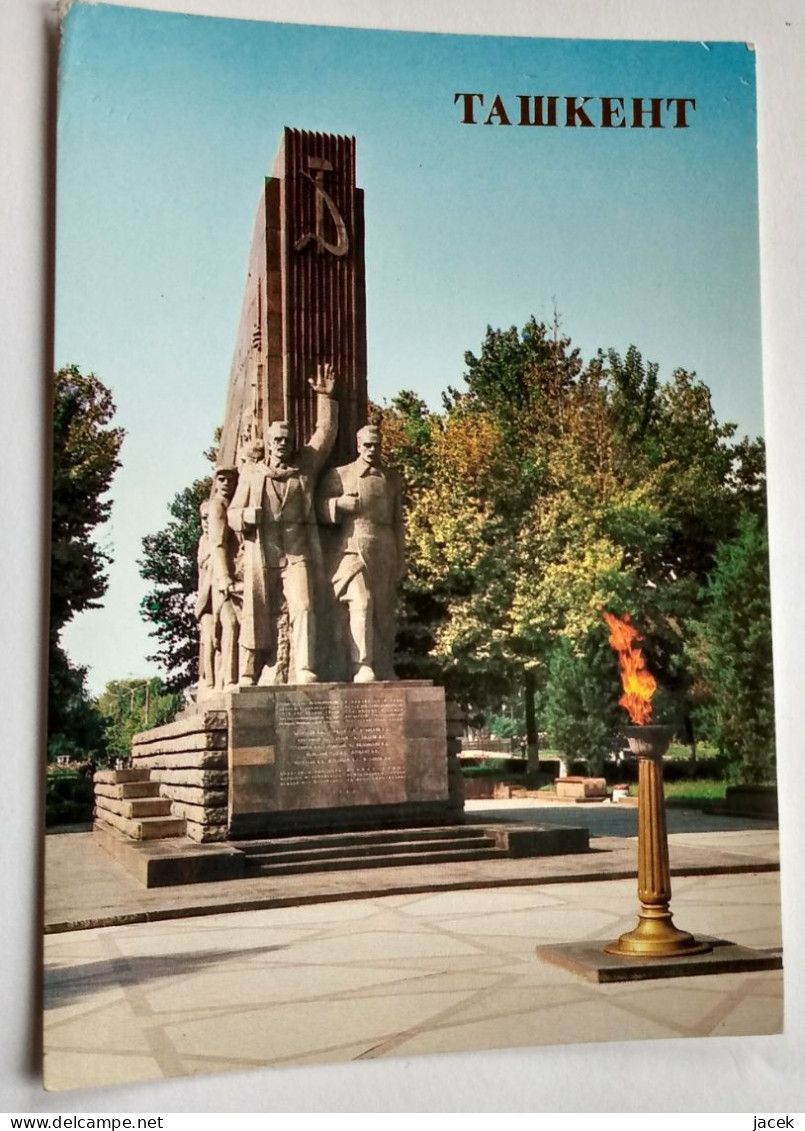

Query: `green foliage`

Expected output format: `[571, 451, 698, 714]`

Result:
[663, 780, 729, 803]
[139, 478, 212, 689]
[687, 514, 775, 784]
[97, 677, 184, 762]
[46, 645, 108, 763]
[45, 767, 95, 827]
[48, 366, 124, 761]
[542, 632, 621, 773]
[486, 712, 525, 744]
[379, 315, 767, 751]
[50, 366, 125, 637]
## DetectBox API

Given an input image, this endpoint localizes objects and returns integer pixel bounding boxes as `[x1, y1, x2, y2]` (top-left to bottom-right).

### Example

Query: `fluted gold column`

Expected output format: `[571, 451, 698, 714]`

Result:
[605, 725, 711, 958]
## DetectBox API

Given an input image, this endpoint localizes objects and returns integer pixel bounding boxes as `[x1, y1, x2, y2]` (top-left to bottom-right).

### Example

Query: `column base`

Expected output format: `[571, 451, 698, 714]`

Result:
[604, 907, 712, 958]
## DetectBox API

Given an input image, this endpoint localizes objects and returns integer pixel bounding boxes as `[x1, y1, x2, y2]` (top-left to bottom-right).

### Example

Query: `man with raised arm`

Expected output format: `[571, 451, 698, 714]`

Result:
[228, 363, 338, 684]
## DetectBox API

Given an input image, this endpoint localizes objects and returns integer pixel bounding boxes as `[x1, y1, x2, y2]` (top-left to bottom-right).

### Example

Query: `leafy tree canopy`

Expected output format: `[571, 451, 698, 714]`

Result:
[686, 513, 775, 784]
[379, 316, 768, 748]
[139, 477, 212, 689]
[97, 677, 185, 762]
[50, 366, 125, 638]
[48, 366, 124, 760]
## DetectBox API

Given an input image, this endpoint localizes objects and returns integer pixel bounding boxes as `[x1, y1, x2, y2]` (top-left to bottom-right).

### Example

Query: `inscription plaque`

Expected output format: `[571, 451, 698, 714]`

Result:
[227, 682, 450, 835]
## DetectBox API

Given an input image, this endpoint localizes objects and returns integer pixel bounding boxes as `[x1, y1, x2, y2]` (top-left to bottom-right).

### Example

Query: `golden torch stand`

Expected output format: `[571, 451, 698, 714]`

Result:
[605, 726, 712, 958]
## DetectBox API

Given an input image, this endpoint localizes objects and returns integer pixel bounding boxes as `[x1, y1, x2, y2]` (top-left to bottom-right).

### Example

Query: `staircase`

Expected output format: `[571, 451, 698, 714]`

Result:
[236, 825, 507, 877]
[93, 768, 186, 840]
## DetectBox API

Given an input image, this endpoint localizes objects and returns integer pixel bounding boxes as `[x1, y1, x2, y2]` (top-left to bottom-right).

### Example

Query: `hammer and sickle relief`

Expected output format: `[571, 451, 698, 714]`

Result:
[293, 157, 350, 257]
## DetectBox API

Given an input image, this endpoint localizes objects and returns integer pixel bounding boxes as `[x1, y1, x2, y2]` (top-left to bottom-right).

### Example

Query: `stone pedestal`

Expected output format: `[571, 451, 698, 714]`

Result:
[227, 681, 456, 838]
[105, 681, 461, 845]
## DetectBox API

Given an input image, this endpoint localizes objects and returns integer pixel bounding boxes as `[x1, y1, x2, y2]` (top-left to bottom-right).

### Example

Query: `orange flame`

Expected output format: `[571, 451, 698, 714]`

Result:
[603, 611, 657, 726]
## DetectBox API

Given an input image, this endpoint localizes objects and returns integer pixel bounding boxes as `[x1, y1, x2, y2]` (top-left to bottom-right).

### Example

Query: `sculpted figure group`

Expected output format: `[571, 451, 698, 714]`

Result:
[194, 365, 405, 697]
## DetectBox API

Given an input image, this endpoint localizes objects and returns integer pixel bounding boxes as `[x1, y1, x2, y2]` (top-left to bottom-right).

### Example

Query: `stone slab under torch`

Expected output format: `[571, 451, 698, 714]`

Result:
[536, 936, 783, 983]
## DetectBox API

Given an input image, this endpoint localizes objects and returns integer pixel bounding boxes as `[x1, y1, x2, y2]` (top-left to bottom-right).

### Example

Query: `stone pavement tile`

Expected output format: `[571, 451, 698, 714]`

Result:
[43, 933, 110, 963]
[232, 926, 487, 965]
[384, 994, 682, 1057]
[344, 969, 506, 999]
[676, 869, 781, 890]
[420, 982, 596, 1026]
[42, 872, 783, 1091]
[651, 901, 781, 944]
[144, 959, 431, 1011]
[44, 1049, 164, 1092]
[432, 906, 622, 941]
[308, 904, 467, 935]
[531, 878, 637, 904]
[394, 888, 568, 917]
[669, 876, 782, 906]
[44, 984, 128, 1025]
[227, 898, 389, 926]
[163, 988, 474, 1063]
[180, 1041, 375, 1073]
[488, 952, 595, 982]
[361, 892, 439, 907]
[443, 932, 584, 964]
[108, 922, 321, 958]
[595, 983, 738, 1033]
[45, 997, 156, 1055]
[709, 984, 784, 1036]
[669, 831, 779, 861]
[741, 969, 784, 994]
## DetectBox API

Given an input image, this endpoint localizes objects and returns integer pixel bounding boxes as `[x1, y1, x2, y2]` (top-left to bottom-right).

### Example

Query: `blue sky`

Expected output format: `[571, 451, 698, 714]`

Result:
[55, 4, 762, 690]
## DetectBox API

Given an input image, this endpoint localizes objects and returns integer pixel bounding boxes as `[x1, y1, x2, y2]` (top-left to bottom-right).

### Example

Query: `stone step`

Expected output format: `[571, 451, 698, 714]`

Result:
[245, 845, 508, 877]
[132, 815, 187, 840]
[243, 833, 497, 868]
[235, 825, 483, 855]
[95, 795, 173, 820]
[93, 806, 186, 841]
[95, 781, 162, 800]
[123, 798, 174, 818]
[93, 768, 152, 785]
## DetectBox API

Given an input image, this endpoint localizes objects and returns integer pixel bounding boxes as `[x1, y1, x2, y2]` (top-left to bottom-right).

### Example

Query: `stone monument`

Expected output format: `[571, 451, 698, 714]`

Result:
[94, 128, 464, 852]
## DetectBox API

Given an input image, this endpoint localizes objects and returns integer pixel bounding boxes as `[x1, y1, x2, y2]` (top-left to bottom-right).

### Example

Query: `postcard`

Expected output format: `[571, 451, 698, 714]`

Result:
[38, 0, 785, 1103]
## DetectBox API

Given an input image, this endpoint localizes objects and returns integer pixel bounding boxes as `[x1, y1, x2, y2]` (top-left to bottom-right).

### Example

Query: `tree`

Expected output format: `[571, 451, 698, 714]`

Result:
[139, 477, 212, 689]
[382, 316, 766, 761]
[542, 631, 622, 774]
[687, 514, 775, 784]
[97, 677, 184, 763]
[48, 366, 124, 760]
[50, 366, 125, 637]
[47, 651, 108, 763]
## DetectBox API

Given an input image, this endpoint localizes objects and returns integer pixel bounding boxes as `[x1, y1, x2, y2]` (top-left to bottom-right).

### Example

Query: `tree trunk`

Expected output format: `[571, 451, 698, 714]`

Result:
[524, 667, 539, 774]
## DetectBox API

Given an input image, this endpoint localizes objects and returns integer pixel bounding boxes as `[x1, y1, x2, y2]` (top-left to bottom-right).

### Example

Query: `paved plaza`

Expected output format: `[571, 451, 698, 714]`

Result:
[43, 801, 783, 1092]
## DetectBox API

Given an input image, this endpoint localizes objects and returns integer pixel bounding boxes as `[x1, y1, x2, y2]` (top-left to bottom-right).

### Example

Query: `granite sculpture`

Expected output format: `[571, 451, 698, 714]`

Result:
[318, 424, 405, 682]
[227, 363, 338, 685]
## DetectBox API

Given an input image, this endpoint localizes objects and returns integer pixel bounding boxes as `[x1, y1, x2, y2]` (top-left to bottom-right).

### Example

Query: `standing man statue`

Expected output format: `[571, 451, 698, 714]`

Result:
[193, 500, 216, 700]
[318, 423, 405, 682]
[228, 363, 338, 684]
[207, 465, 241, 692]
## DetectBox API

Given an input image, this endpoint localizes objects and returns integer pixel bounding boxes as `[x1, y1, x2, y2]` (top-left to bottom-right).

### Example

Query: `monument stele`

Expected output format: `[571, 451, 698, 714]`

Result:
[93, 129, 466, 865]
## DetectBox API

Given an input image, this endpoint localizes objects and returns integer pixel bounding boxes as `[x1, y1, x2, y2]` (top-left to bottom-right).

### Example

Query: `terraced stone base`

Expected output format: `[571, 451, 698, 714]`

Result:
[93, 820, 590, 888]
[93, 821, 246, 887]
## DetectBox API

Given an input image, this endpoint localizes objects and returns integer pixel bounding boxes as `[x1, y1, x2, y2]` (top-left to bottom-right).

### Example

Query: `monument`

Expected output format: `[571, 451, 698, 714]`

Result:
[93, 129, 467, 859]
